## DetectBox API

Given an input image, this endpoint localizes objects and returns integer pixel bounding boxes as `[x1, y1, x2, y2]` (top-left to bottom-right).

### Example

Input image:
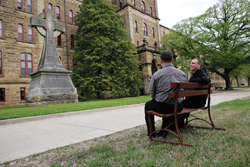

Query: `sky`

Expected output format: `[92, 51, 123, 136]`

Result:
[157, 0, 218, 29]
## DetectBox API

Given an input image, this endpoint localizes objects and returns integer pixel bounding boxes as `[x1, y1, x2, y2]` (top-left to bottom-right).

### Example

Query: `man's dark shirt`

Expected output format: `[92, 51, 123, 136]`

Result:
[183, 68, 211, 108]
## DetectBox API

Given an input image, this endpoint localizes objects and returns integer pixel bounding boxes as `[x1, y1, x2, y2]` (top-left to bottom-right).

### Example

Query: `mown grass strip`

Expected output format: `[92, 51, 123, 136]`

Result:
[1, 98, 250, 166]
[0, 96, 151, 120]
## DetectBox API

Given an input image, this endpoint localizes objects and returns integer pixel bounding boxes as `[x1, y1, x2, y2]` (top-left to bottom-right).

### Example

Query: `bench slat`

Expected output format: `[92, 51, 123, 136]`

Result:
[168, 89, 212, 98]
[171, 82, 213, 89]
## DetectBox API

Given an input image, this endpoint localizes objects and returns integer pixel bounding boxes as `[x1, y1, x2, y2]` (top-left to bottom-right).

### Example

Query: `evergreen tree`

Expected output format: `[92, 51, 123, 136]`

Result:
[71, 0, 143, 99]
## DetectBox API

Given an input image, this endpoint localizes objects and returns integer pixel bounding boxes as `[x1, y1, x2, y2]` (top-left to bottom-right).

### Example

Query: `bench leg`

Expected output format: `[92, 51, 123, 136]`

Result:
[148, 113, 193, 147]
[186, 108, 226, 131]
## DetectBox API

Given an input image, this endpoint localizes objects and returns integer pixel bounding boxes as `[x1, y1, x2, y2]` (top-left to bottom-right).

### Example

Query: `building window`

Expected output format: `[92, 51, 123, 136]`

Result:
[56, 6, 60, 20]
[150, 7, 152, 15]
[17, 0, 22, 9]
[141, 1, 145, 12]
[69, 10, 73, 23]
[119, 0, 122, 9]
[20, 87, 25, 101]
[143, 23, 147, 35]
[71, 35, 74, 48]
[28, 26, 33, 42]
[135, 21, 138, 32]
[0, 0, 2, 4]
[136, 41, 139, 47]
[0, 20, 3, 37]
[27, 0, 32, 12]
[0, 88, 5, 102]
[152, 28, 155, 37]
[59, 56, 61, 61]
[18, 24, 23, 40]
[57, 34, 62, 46]
[0, 51, 2, 75]
[133, 0, 135, 7]
[163, 28, 165, 34]
[20, 53, 33, 76]
[48, 3, 53, 10]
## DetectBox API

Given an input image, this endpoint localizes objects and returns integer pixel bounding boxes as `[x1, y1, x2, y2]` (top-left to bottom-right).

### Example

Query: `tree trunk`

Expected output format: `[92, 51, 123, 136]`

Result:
[235, 76, 239, 87]
[224, 71, 233, 89]
[248, 77, 250, 87]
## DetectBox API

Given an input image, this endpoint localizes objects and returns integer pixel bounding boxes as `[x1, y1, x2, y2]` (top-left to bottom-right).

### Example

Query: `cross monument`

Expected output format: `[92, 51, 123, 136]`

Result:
[26, 8, 78, 106]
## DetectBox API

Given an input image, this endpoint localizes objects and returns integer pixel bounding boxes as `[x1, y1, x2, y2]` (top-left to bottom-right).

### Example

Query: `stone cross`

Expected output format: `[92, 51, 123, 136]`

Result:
[30, 8, 66, 71]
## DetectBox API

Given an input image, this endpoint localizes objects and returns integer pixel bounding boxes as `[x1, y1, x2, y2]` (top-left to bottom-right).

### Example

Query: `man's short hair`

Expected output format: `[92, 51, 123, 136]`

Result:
[194, 58, 203, 68]
[161, 50, 173, 63]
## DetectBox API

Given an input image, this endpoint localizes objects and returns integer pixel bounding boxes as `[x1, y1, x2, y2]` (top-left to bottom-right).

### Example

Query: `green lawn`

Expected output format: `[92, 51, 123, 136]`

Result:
[0, 96, 151, 120]
[50, 98, 250, 166]
[3, 97, 249, 167]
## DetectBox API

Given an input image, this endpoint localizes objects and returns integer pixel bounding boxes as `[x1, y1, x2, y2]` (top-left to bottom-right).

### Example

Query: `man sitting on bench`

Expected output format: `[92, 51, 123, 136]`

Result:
[144, 50, 187, 138]
[182, 58, 211, 108]
[179, 58, 211, 128]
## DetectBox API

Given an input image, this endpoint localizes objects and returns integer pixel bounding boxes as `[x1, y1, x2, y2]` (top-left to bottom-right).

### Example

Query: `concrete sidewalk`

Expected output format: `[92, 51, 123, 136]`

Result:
[0, 88, 250, 163]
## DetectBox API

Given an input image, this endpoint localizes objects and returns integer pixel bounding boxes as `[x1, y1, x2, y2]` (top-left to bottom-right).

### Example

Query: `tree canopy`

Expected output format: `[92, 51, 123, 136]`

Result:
[71, 0, 143, 99]
[161, 0, 250, 89]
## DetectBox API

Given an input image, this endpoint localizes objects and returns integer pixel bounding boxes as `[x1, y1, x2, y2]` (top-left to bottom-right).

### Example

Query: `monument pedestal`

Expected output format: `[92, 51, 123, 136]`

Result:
[26, 69, 78, 106]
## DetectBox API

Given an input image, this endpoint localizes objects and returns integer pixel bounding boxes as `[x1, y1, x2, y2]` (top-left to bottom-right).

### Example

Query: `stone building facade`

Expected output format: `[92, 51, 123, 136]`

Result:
[0, 0, 164, 105]
[0, 0, 80, 105]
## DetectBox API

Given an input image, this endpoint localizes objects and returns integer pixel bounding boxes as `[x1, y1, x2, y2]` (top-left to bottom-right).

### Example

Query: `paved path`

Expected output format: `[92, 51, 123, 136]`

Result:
[0, 88, 250, 163]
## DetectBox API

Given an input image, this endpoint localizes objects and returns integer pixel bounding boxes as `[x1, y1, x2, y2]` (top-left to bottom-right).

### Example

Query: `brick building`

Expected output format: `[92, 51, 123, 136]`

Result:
[0, 0, 167, 105]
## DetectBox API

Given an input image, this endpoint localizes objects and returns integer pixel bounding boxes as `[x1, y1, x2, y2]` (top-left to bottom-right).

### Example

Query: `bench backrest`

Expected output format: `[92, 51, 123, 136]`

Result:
[168, 82, 213, 98]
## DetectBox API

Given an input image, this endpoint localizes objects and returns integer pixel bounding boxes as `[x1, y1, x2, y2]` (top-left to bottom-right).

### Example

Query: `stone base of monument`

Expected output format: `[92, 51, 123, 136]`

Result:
[25, 69, 78, 107]
[26, 94, 78, 106]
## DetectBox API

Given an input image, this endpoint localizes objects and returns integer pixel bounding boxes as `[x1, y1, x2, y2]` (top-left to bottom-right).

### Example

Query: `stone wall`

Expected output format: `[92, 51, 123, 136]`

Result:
[0, 0, 41, 105]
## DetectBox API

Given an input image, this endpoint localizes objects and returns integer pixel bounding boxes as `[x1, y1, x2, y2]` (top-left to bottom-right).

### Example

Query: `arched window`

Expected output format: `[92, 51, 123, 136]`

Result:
[17, 0, 22, 10]
[69, 10, 73, 23]
[27, 0, 32, 12]
[18, 24, 23, 40]
[152, 28, 155, 37]
[56, 6, 60, 20]
[0, 20, 3, 37]
[20, 53, 33, 76]
[136, 41, 139, 47]
[48, 3, 52, 10]
[70, 35, 74, 48]
[143, 23, 147, 35]
[28, 26, 33, 42]
[141, 1, 145, 12]
[135, 21, 138, 32]
[57, 34, 62, 46]
[119, 0, 122, 9]
[150, 7, 152, 15]
[133, 0, 135, 7]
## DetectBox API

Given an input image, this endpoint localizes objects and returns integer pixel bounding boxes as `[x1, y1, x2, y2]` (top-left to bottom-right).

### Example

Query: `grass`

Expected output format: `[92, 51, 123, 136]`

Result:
[3, 97, 250, 167]
[0, 96, 151, 120]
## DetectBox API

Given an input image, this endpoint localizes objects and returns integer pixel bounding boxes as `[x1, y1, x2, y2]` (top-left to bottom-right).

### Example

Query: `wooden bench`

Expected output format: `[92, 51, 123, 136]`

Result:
[146, 82, 226, 147]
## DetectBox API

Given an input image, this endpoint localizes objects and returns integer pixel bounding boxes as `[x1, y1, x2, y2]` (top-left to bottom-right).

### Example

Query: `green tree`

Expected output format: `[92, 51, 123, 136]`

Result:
[161, 0, 250, 89]
[230, 67, 244, 87]
[241, 64, 250, 86]
[71, 0, 143, 100]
